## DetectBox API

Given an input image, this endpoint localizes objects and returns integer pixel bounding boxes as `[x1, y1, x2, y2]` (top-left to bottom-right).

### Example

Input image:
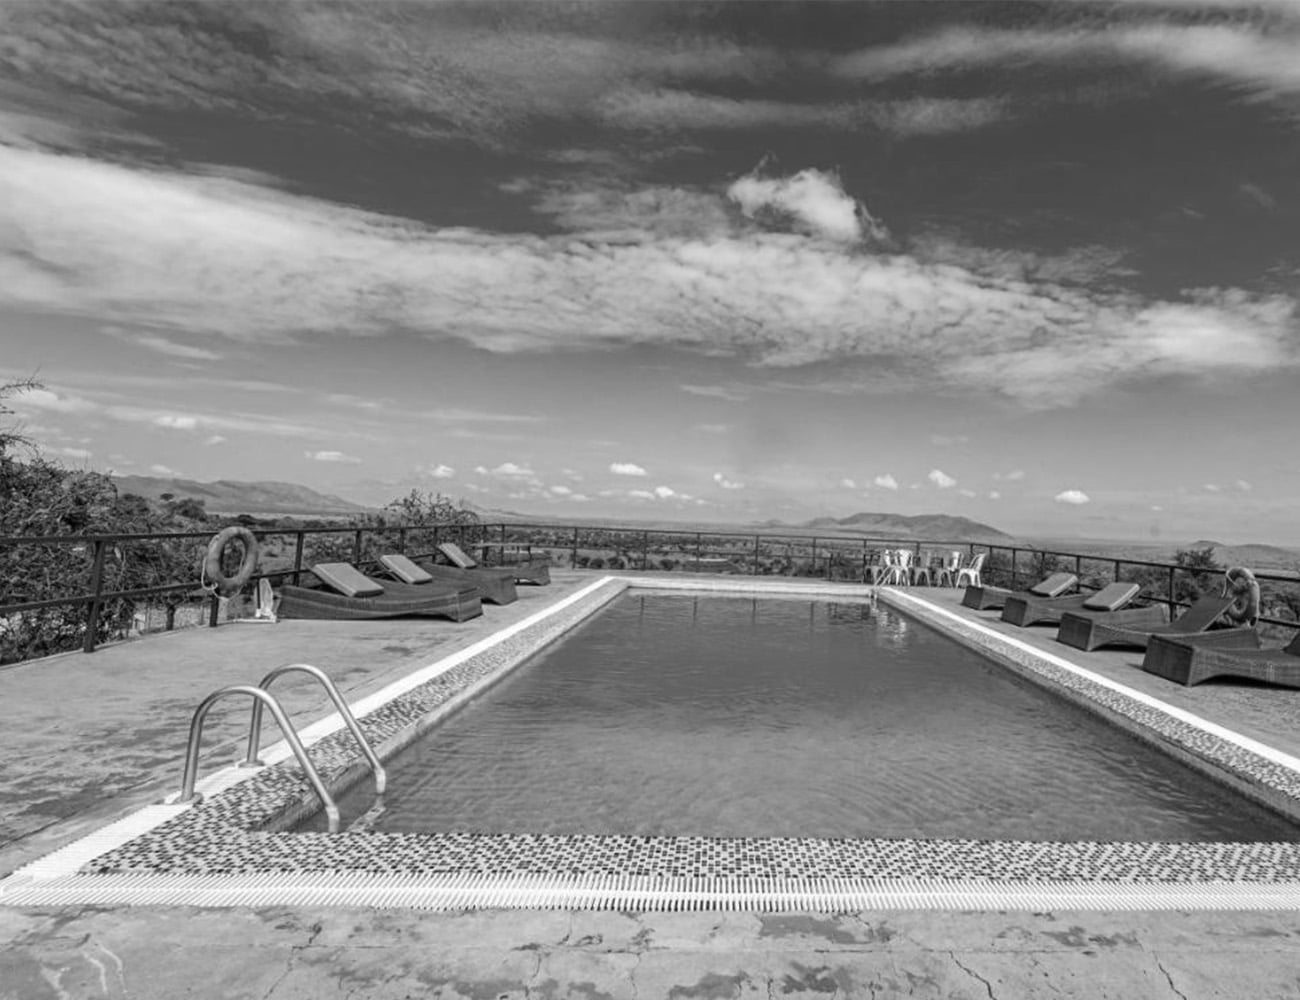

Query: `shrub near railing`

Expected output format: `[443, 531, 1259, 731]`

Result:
[3, 521, 1299, 662]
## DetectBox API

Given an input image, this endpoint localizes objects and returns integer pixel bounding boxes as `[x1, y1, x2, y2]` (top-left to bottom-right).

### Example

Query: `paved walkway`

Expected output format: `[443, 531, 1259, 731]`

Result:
[4, 574, 1300, 999]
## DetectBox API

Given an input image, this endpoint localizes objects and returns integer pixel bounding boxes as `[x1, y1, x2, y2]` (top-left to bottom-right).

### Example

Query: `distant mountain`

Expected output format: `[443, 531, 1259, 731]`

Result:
[1188, 540, 1300, 573]
[112, 475, 375, 516]
[760, 511, 1014, 542]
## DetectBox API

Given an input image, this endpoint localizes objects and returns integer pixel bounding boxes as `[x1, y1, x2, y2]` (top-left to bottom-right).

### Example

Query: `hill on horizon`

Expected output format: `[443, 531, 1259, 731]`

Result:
[760, 511, 1015, 542]
[112, 475, 375, 517]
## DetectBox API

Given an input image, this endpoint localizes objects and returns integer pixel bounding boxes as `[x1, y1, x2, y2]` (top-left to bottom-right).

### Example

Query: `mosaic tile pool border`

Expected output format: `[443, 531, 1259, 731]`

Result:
[5, 576, 1300, 912]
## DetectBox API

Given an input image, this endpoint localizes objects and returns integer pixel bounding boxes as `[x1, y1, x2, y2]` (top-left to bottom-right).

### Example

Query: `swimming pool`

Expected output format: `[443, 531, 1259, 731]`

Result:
[8, 575, 1300, 911]
[322, 592, 1297, 842]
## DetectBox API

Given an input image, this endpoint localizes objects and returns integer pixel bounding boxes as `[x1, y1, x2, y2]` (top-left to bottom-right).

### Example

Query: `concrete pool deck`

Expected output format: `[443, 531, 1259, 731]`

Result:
[4, 572, 1300, 997]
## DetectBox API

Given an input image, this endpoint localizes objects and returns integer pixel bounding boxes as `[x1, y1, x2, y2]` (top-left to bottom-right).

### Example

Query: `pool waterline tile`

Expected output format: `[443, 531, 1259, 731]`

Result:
[5, 576, 1300, 912]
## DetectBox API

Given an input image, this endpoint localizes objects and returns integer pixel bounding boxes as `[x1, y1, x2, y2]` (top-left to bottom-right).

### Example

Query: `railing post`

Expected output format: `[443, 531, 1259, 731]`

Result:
[571, 526, 579, 568]
[1168, 565, 1177, 614]
[352, 529, 363, 566]
[1113, 559, 1121, 583]
[811, 536, 819, 577]
[641, 530, 649, 571]
[397, 527, 407, 554]
[292, 531, 305, 586]
[1010, 547, 1018, 589]
[696, 532, 703, 565]
[82, 538, 108, 653]
[753, 534, 760, 575]
[1075, 554, 1082, 580]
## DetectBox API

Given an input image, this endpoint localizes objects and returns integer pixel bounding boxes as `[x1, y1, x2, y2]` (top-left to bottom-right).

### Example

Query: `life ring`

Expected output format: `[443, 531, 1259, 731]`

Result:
[1222, 566, 1260, 627]
[203, 526, 259, 595]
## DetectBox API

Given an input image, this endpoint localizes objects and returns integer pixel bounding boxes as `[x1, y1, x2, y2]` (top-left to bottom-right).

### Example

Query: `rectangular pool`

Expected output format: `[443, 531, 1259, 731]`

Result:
[322, 592, 1298, 842]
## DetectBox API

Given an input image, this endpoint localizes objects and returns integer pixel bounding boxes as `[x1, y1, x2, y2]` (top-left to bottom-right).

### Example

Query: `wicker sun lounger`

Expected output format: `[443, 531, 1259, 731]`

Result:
[1142, 629, 1300, 688]
[962, 572, 1078, 612]
[277, 562, 482, 622]
[1000, 580, 1144, 628]
[1056, 593, 1234, 652]
[379, 552, 517, 606]
[439, 541, 551, 586]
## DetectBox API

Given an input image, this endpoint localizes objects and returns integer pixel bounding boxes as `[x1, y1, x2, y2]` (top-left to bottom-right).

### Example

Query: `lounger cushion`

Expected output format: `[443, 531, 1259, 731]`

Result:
[1029, 573, 1078, 598]
[312, 562, 385, 598]
[438, 542, 477, 569]
[1081, 581, 1139, 611]
[379, 553, 434, 585]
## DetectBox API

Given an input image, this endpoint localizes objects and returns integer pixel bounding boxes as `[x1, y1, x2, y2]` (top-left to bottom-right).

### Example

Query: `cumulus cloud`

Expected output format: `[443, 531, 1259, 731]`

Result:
[490, 462, 534, 477]
[840, 478, 857, 489]
[203, 434, 226, 446]
[958, 488, 977, 498]
[713, 472, 744, 490]
[727, 167, 888, 245]
[995, 469, 1026, 481]
[989, 490, 1001, 500]
[305, 450, 361, 463]
[873, 473, 899, 490]
[610, 462, 647, 476]
[427, 464, 455, 478]
[149, 463, 179, 475]
[1055, 489, 1091, 504]
[653, 485, 677, 499]
[1203, 483, 1221, 492]
[928, 468, 957, 489]
[549, 484, 572, 495]
[1236, 479, 1253, 491]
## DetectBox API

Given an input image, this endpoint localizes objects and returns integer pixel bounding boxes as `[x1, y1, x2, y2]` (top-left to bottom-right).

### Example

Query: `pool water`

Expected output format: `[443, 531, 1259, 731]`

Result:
[323, 593, 1299, 842]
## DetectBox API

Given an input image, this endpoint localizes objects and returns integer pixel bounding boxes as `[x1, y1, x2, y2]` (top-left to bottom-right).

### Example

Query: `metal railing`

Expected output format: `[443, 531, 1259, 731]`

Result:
[3, 521, 1298, 661]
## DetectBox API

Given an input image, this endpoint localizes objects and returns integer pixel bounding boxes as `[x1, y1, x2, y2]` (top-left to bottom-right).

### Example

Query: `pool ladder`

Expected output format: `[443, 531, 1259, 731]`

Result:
[177, 663, 386, 834]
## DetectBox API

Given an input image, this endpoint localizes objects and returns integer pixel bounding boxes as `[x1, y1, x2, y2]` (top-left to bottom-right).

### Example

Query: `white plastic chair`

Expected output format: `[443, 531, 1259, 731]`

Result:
[955, 552, 986, 589]
[938, 550, 963, 587]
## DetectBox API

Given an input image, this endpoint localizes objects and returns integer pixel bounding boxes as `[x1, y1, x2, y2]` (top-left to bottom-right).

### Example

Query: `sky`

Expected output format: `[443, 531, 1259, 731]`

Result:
[3, 1, 1299, 544]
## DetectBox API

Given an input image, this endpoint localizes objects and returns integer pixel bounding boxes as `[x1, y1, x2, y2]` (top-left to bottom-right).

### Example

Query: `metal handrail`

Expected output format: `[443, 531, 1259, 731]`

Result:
[177, 685, 341, 833]
[244, 663, 386, 796]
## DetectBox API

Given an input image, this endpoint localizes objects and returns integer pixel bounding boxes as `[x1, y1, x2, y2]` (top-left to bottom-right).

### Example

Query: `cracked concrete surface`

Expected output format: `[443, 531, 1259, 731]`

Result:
[3, 907, 1300, 999]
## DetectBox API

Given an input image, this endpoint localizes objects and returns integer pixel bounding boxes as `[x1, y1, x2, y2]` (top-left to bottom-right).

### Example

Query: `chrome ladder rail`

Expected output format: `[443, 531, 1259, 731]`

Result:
[243, 662, 386, 796]
[177, 685, 341, 833]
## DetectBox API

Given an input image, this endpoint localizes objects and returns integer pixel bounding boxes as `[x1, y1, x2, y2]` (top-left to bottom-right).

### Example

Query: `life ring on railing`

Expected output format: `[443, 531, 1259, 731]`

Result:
[203, 526, 259, 595]
[1222, 566, 1260, 626]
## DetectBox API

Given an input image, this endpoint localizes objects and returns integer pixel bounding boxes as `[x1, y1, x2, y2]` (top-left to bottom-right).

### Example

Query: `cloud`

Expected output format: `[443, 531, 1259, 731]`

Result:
[149, 464, 179, 476]
[152, 414, 198, 430]
[1236, 479, 1253, 491]
[304, 450, 361, 463]
[929, 433, 970, 447]
[104, 328, 223, 361]
[490, 462, 534, 477]
[679, 384, 748, 402]
[427, 464, 455, 479]
[989, 490, 1001, 500]
[840, 478, 857, 489]
[4, 144, 1296, 406]
[713, 472, 744, 490]
[958, 488, 977, 498]
[549, 484, 572, 495]
[203, 434, 226, 446]
[1203, 483, 1221, 492]
[13, 387, 97, 414]
[831, 22, 1300, 114]
[1055, 489, 1091, 504]
[653, 485, 677, 499]
[726, 167, 888, 245]
[873, 473, 899, 490]
[928, 468, 957, 489]
[610, 462, 648, 476]
[994, 469, 1026, 481]
[49, 445, 92, 460]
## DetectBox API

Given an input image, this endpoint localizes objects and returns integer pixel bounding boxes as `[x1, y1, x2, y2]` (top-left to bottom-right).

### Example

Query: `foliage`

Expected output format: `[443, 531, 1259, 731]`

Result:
[1, 379, 215, 663]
